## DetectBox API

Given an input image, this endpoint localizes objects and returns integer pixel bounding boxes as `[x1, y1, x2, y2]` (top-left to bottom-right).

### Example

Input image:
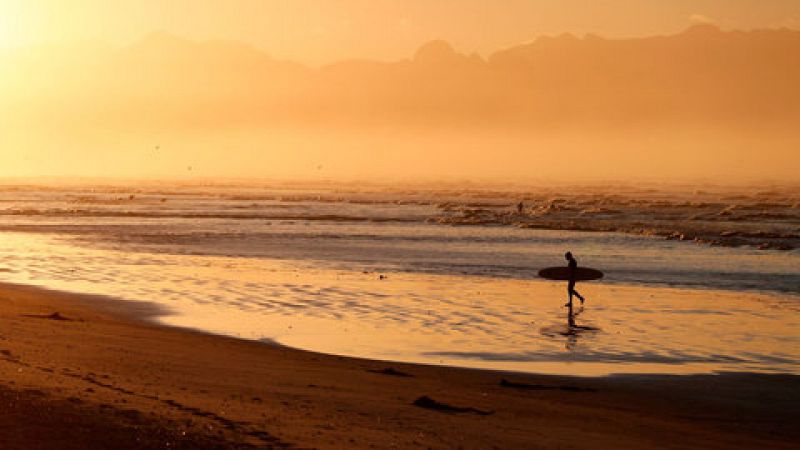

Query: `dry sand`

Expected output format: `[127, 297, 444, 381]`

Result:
[0, 282, 796, 449]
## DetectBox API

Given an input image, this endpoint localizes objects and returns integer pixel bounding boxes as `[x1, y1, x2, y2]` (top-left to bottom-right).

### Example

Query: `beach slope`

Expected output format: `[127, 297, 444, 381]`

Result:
[0, 282, 796, 449]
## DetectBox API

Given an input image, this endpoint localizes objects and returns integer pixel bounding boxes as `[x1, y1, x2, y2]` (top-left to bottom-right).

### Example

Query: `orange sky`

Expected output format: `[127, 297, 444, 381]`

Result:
[1, 0, 799, 65]
[1, 1, 799, 182]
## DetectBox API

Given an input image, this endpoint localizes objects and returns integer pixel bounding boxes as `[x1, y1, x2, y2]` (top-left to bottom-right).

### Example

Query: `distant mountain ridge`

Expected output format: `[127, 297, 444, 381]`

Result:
[2, 24, 799, 130]
[2, 24, 798, 180]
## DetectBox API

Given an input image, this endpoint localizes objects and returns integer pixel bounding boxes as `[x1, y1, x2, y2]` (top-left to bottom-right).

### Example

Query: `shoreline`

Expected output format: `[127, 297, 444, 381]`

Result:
[4, 279, 797, 377]
[0, 281, 797, 448]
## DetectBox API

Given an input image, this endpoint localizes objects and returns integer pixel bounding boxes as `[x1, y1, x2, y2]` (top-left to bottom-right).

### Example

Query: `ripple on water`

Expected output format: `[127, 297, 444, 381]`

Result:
[0, 232, 798, 376]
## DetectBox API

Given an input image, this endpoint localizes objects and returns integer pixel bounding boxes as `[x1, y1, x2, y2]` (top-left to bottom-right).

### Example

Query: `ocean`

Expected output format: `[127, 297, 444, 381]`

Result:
[0, 181, 798, 375]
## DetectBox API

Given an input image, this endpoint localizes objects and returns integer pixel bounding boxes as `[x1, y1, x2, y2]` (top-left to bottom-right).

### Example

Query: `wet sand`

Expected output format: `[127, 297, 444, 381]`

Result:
[0, 282, 797, 449]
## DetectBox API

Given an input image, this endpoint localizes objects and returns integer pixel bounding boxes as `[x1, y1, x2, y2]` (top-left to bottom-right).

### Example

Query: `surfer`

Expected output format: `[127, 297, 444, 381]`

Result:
[565, 251, 586, 307]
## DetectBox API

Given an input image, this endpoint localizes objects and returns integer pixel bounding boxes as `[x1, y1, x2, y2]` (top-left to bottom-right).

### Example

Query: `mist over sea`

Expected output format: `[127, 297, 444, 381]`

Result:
[0, 181, 798, 375]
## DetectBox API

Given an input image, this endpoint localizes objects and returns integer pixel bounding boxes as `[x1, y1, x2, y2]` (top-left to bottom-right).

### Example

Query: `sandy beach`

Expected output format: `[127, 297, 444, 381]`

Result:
[0, 281, 796, 449]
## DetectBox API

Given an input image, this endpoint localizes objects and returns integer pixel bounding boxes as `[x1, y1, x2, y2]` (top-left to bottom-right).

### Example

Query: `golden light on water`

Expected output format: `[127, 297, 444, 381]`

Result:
[2, 232, 797, 377]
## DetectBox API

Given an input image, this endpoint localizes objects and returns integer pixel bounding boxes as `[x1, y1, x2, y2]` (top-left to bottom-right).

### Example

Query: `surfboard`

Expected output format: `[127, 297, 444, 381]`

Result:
[538, 266, 604, 281]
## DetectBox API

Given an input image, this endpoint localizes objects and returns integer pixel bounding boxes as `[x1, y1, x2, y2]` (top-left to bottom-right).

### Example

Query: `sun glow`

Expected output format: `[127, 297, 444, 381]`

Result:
[0, 1, 25, 48]
[0, 16, 14, 48]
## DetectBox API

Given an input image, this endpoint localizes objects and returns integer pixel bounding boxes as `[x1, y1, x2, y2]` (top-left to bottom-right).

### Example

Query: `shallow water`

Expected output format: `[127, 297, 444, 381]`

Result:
[0, 182, 798, 375]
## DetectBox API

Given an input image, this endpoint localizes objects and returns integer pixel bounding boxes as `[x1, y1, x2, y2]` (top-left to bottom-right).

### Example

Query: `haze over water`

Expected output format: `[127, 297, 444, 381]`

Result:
[2, 17, 800, 182]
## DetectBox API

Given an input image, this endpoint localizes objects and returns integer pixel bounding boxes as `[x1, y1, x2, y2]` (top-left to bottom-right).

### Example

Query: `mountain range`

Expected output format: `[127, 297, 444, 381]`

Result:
[3, 24, 798, 131]
[1, 25, 798, 180]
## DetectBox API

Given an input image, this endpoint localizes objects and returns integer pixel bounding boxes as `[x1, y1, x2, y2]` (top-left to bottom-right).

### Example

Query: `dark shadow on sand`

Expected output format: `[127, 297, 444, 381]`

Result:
[412, 396, 493, 415]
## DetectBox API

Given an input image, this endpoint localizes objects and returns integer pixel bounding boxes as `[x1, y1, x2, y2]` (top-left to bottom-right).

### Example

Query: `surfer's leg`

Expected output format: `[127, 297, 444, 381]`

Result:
[565, 282, 574, 307]
[568, 280, 584, 304]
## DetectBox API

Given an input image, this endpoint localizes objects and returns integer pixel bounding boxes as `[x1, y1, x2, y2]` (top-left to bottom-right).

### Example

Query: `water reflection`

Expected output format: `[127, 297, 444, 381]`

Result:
[1, 232, 798, 376]
[564, 304, 599, 351]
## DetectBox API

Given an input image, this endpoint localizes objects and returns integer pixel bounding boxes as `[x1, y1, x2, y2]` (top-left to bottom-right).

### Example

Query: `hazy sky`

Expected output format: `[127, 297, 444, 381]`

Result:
[1, 1, 799, 182]
[1, 0, 799, 64]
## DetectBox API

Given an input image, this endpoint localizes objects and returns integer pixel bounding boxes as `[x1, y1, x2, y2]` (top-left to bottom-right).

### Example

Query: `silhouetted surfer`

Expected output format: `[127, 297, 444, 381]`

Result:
[565, 251, 586, 307]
